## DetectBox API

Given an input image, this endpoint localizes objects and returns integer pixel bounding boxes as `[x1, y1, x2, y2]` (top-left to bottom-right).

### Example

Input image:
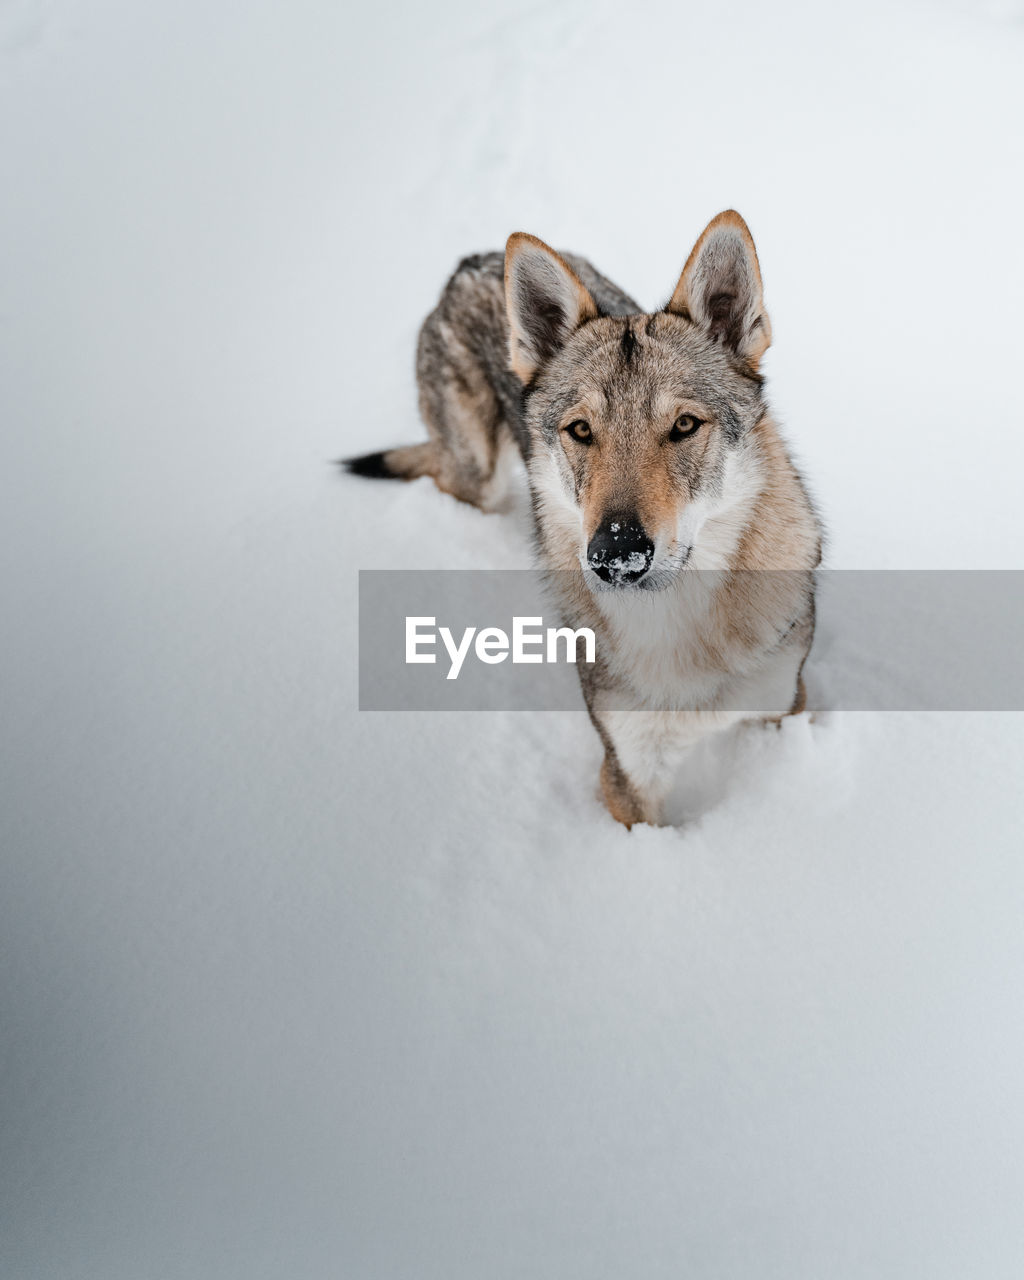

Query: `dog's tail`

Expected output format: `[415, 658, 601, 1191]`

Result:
[340, 441, 438, 482]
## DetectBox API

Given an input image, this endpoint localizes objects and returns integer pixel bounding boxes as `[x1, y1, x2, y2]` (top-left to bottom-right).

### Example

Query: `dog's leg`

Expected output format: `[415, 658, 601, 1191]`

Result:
[599, 753, 646, 829]
[345, 252, 523, 512]
[342, 366, 514, 512]
[597, 706, 743, 828]
[592, 708, 679, 828]
[412, 258, 523, 512]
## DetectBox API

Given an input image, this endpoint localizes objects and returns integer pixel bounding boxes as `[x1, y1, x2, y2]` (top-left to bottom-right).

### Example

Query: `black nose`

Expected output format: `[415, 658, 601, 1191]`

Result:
[586, 516, 655, 585]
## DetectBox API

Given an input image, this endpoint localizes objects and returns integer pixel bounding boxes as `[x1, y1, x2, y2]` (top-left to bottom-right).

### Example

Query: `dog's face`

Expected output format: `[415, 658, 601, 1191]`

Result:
[506, 212, 771, 590]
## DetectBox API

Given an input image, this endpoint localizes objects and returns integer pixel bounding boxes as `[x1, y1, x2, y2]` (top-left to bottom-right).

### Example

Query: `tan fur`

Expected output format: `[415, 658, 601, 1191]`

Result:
[599, 756, 643, 830]
[577, 430, 682, 550]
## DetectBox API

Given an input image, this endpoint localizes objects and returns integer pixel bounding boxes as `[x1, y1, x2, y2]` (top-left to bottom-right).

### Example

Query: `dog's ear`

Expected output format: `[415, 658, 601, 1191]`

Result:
[505, 233, 599, 383]
[667, 210, 771, 367]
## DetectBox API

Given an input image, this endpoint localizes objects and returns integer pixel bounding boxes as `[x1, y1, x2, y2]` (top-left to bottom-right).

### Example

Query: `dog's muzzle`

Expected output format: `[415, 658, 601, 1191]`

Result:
[586, 516, 655, 586]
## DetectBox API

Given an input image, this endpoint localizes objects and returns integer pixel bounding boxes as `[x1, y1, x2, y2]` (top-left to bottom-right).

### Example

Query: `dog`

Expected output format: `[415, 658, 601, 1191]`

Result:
[346, 211, 822, 827]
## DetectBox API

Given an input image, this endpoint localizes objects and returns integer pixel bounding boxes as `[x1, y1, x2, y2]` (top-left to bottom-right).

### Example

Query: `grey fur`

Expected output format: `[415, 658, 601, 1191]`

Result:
[411, 251, 638, 500]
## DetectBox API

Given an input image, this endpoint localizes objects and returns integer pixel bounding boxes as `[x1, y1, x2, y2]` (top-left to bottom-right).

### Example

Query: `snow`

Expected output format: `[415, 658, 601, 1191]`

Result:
[2, 0, 1024, 1276]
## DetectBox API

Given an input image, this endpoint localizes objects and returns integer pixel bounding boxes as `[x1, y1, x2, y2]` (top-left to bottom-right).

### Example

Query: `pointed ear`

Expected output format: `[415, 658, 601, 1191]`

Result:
[504, 233, 599, 383]
[667, 210, 771, 366]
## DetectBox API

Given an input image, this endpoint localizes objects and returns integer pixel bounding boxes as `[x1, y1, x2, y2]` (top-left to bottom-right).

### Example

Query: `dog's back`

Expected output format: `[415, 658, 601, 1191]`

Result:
[347, 250, 638, 509]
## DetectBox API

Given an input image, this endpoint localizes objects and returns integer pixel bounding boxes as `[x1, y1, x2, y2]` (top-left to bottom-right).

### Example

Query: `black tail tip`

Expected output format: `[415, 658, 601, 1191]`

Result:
[339, 450, 395, 479]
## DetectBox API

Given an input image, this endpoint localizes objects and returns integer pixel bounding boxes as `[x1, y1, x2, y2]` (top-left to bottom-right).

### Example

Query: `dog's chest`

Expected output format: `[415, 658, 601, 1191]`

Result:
[597, 576, 728, 707]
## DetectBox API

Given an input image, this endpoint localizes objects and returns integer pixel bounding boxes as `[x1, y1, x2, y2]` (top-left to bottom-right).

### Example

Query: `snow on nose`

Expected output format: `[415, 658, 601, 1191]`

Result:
[586, 517, 655, 585]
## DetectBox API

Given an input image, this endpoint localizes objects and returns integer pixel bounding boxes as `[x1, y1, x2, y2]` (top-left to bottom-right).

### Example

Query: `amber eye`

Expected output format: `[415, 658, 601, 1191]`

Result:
[565, 420, 593, 444]
[669, 414, 703, 441]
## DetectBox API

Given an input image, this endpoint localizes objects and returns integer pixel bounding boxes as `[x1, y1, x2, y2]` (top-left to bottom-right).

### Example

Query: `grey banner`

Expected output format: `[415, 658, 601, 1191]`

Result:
[358, 570, 1024, 711]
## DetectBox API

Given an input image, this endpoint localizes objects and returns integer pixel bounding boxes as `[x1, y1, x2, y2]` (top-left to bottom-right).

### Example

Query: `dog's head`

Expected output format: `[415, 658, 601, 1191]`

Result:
[505, 211, 770, 590]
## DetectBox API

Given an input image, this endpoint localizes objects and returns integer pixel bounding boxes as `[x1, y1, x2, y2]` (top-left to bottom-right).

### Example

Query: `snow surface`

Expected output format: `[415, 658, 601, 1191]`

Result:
[2, 0, 1024, 1276]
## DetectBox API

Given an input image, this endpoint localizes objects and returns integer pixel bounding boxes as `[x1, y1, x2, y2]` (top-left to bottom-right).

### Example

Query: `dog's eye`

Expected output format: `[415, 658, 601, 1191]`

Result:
[565, 420, 593, 444]
[669, 414, 703, 441]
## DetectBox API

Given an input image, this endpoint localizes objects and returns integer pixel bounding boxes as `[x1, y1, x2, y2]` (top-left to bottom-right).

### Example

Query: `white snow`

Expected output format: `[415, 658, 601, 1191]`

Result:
[2, 0, 1024, 1276]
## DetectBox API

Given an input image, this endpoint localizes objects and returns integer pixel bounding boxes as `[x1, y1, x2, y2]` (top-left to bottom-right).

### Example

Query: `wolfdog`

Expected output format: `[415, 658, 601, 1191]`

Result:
[346, 211, 821, 826]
